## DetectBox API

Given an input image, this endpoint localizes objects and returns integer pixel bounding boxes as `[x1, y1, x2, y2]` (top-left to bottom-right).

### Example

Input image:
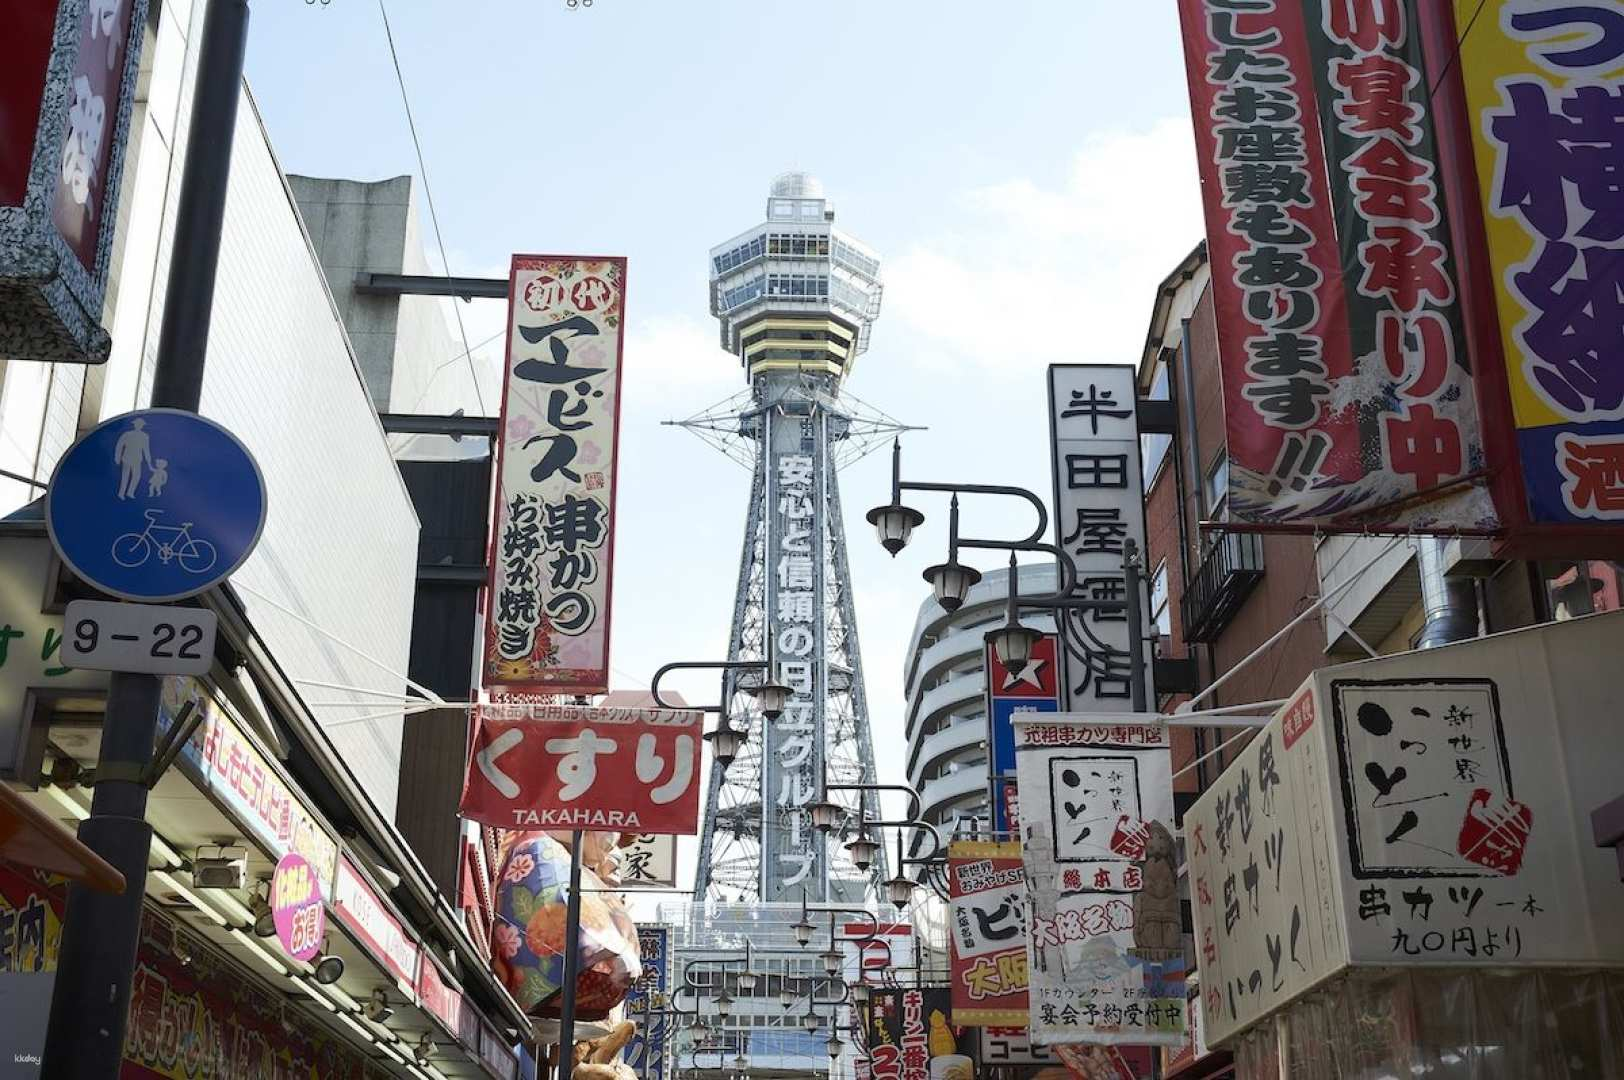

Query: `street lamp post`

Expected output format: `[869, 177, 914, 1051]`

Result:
[866, 439, 1153, 715]
[553, 674, 751, 1067]
[43, 2, 252, 1075]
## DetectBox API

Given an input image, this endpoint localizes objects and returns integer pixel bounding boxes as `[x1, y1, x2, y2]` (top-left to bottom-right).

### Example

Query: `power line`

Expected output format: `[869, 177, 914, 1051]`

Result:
[407, 327, 508, 413]
[377, 0, 488, 416]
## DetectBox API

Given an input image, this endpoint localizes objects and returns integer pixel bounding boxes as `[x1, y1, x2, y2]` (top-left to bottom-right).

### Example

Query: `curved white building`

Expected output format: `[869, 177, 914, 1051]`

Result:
[903, 564, 1059, 845]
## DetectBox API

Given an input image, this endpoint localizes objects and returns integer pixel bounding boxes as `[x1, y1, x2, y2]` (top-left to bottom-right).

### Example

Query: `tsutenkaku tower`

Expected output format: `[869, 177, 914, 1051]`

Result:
[685, 173, 896, 904]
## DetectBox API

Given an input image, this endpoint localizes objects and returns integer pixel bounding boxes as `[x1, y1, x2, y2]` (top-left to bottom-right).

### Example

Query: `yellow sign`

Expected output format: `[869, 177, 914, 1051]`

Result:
[1454, 2, 1624, 521]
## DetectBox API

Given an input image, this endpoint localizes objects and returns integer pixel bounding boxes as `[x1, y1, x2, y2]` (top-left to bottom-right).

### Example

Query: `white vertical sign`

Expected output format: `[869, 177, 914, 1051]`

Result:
[485, 256, 626, 695]
[1047, 365, 1154, 711]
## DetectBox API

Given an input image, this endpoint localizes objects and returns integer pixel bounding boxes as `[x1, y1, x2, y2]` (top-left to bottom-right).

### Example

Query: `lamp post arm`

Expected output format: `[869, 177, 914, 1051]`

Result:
[651, 659, 767, 712]
[956, 537, 1078, 600]
[898, 480, 1048, 546]
[827, 782, 923, 823]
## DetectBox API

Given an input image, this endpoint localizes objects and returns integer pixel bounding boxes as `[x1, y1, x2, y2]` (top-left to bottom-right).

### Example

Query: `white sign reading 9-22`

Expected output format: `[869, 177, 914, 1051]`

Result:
[62, 599, 216, 675]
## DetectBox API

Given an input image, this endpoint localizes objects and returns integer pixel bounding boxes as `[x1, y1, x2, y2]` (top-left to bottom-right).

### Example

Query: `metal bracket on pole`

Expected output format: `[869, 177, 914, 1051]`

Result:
[141, 700, 199, 788]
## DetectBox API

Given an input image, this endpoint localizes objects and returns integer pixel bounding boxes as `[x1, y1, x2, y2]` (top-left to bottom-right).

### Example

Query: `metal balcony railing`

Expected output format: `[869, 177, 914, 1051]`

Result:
[1180, 531, 1266, 643]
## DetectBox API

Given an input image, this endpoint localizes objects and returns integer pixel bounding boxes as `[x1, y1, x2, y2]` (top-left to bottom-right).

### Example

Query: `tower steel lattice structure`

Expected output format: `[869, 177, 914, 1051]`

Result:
[677, 174, 904, 905]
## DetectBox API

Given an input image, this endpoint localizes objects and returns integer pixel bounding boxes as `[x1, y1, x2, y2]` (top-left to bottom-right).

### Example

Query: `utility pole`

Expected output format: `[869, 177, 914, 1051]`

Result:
[42, 2, 250, 1074]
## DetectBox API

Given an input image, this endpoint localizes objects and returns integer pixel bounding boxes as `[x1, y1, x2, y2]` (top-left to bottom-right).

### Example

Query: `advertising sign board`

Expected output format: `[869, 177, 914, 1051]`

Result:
[1047, 365, 1155, 710]
[1187, 612, 1624, 1047]
[947, 840, 1029, 1027]
[625, 926, 672, 1080]
[867, 988, 970, 1080]
[0, 0, 148, 364]
[461, 702, 703, 833]
[1014, 714, 1184, 1046]
[985, 636, 1060, 835]
[485, 255, 627, 695]
[154, 677, 339, 897]
[1175, 0, 1493, 529]
[1441, 1, 1624, 544]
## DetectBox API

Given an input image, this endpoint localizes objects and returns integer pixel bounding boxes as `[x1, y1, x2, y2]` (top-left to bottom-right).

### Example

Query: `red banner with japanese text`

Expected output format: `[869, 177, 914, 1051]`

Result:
[947, 841, 1029, 1026]
[1175, 0, 1494, 529]
[460, 702, 703, 833]
[485, 255, 627, 695]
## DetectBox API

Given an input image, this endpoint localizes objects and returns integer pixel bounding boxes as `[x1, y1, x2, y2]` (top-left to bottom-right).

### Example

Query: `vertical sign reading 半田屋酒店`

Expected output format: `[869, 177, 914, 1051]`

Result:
[485, 256, 626, 696]
[1047, 365, 1154, 712]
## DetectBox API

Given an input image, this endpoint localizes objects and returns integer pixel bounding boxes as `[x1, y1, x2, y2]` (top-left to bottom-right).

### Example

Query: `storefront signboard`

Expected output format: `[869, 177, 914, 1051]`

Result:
[1188, 612, 1624, 1047]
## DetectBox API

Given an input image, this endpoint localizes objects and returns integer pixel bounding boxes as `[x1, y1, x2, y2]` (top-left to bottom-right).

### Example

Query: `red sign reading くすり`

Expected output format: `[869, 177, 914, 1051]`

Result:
[460, 703, 702, 834]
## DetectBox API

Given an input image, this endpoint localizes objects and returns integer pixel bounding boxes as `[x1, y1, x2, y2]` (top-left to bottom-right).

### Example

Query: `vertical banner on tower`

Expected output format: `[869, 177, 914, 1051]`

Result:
[1175, 0, 1492, 528]
[1449, 1, 1624, 526]
[947, 840, 1029, 1026]
[1047, 365, 1154, 714]
[485, 255, 626, 695]
[764, 408, 825, 899]
[985, 636, 1061, 835]
[1014, 715, 1184, 1047]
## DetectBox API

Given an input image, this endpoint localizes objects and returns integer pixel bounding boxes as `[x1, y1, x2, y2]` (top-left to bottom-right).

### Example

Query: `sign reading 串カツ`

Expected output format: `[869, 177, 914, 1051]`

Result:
[461, 703, 702, 833]
[1014, 715, 1184, 1047]
[485, 255, 626, 696]
[1187, 613, 1624, 1048]
[1175, 0, 1493, 529]
[1047, 365, 1154, 712]
[1448, 2, 1624, 527]
[947, 840, 1029, 1027]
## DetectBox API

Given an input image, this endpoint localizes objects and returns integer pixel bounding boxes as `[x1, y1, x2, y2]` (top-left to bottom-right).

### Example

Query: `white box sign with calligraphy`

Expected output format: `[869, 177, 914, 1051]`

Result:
[1187, 612, 1624, 1048]
[1014, 714, 1185, 1046]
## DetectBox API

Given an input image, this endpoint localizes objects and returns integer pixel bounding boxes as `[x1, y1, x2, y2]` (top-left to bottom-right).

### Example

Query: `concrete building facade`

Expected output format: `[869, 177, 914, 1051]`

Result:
[901, 564, 1058, 839]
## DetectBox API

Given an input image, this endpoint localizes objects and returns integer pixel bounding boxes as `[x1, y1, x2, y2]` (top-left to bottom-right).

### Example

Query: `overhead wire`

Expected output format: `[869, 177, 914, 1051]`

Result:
[377, 0, 488, 417]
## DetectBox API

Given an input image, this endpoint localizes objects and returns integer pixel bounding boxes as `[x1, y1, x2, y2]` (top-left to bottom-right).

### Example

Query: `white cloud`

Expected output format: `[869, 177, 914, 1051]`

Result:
[621, 314, 742, 404]
[884, 116, 1205, 372]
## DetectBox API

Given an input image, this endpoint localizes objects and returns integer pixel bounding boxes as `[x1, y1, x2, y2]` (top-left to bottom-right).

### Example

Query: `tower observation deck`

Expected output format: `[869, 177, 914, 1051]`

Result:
[690, 174, 892, 905]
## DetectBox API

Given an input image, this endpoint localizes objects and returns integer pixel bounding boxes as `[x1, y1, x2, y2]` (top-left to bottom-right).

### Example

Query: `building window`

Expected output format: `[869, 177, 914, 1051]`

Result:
[1141, 358, 1172, 487]
[1151, 560, 1171, 638]
[1205, 451, 1229, 518]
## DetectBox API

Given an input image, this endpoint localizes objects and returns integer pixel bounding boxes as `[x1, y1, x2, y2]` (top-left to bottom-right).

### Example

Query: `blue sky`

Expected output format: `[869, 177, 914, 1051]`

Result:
[243, 1, 1205, 800]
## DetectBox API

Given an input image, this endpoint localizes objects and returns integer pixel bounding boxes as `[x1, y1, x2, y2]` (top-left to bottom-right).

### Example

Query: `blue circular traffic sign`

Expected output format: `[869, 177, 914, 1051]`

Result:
[45, 409, 267, 602]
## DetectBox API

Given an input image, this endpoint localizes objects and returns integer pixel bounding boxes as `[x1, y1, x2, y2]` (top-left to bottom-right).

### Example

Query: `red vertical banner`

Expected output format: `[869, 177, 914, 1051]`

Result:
[1177, 0, 1498, 529]
[1178, 0, 1360, 521]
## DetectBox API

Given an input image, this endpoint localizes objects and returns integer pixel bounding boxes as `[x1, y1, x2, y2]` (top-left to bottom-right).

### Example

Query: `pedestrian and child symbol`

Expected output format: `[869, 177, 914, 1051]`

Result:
[113, 418, 170, 499]
[46, 409, 264, 602]
[107, 418, 212, 572]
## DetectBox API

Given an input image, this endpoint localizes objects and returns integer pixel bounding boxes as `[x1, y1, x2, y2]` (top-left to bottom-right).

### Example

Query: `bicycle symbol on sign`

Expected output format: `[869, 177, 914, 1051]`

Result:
[111, 509, 218, 575]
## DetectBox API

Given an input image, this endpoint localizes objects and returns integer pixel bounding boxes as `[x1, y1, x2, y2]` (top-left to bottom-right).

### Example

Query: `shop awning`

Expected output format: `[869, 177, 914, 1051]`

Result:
[0, 783, 124, 893]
